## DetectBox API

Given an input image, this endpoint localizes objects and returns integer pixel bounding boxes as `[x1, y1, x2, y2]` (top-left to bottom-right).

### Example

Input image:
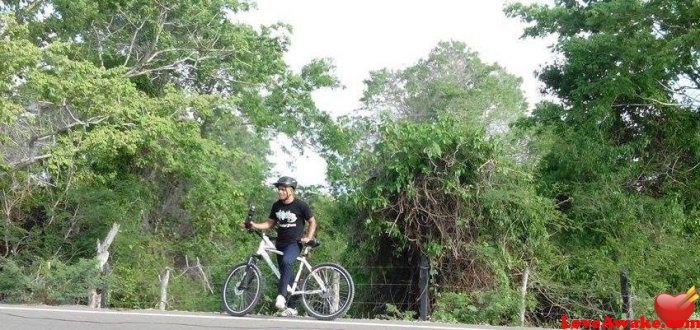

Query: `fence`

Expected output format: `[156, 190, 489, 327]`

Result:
[0, 253, 684, 328]
[88, 262, 425, 319]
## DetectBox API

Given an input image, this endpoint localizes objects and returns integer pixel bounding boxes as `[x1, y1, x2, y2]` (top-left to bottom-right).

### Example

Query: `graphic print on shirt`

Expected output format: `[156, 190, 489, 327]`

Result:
[276, 209, 298, 228]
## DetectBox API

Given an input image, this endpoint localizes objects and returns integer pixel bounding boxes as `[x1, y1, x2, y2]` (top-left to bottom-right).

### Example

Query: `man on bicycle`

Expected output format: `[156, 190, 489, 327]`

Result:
[241, 176, 317, 317]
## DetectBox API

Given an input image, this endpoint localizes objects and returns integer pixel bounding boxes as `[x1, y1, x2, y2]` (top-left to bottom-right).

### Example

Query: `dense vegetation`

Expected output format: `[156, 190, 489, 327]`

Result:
[1, 0, 698, 327]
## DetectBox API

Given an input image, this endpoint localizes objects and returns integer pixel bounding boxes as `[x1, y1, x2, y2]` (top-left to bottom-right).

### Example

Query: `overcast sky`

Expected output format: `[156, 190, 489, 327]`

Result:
[236, 0, 556, 188]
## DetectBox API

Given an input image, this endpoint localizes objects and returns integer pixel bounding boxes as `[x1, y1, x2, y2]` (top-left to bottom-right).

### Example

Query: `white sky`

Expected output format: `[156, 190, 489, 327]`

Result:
[236, 0, 556, 188]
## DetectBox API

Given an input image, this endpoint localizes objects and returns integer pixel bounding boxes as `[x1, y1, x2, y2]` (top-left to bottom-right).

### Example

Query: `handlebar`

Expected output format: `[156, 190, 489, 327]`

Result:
[243, 206, 318, 248]
[245, 206, 255, 222]
[244, 206, 255, 229]
[304, 239, 321, 248]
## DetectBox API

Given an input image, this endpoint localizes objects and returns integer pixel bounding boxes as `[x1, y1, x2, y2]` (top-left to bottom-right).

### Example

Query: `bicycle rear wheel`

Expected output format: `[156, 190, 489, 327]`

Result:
[222, 263, 264, 316]
[300, 263, 355, 320]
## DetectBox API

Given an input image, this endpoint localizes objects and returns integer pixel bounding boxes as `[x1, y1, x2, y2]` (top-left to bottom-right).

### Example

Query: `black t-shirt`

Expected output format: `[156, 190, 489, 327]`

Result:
[268, 199, 313, 247]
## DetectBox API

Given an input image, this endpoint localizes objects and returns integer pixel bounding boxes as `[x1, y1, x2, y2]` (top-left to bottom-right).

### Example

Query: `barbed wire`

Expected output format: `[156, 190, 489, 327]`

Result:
[4, 256, 664, 322]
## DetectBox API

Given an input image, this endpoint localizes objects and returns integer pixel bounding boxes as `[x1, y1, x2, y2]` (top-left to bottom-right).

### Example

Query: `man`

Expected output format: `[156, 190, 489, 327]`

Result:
[241, 176, 317, 317]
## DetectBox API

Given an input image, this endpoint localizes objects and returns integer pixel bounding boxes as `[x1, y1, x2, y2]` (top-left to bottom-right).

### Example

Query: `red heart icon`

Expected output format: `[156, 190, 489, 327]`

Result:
[654, 293, 694, 328]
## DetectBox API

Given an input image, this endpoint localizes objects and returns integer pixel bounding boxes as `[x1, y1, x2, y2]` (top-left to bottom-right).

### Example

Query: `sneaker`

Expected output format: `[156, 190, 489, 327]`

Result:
[275, 294, 286, 310]
[279, 307, 298, 317]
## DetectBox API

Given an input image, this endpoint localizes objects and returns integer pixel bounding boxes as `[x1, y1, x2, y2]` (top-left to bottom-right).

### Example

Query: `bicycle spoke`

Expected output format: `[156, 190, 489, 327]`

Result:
[302, 264, 353, 319]
[223, 265, 262, 316]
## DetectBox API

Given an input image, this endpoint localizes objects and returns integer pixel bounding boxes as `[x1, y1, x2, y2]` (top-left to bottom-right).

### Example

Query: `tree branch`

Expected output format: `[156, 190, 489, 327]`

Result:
[28, 115, 109, 147]
[131, 6, 168, 72]
[8, 154, 52, 169]
[15, 0, 44, 24]
[24, 0, 44, 14]
[124, 20, 146, 66]
[638, 95, 682, 107]
[91, 23, 105, 68]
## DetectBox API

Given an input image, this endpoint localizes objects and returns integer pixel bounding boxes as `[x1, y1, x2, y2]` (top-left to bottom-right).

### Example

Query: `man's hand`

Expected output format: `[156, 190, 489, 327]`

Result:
[242, 219, 274, 231]
[300, 236, 312, 244]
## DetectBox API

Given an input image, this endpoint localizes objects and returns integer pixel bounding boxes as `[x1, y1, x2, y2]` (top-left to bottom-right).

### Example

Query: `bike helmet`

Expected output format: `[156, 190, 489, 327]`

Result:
[274, 176, 297, 190]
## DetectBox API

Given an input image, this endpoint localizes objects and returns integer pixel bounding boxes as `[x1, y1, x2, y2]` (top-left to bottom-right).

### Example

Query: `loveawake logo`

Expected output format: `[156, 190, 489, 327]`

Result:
[561, 286, 700, 328]
[654, 285, 698, 327]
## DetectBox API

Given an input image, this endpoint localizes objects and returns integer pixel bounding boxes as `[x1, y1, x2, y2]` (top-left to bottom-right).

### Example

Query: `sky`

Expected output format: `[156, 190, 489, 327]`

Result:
[235, 0, 556, 188]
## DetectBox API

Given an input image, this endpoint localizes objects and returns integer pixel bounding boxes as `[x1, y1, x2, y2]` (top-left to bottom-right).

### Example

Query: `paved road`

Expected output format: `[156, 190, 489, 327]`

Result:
[0, 304, 543, 330]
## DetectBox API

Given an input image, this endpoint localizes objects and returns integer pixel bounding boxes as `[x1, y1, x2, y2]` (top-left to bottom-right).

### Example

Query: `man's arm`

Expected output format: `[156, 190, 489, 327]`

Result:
[241, 219, 275, 230]
[301, 216, 317, 243]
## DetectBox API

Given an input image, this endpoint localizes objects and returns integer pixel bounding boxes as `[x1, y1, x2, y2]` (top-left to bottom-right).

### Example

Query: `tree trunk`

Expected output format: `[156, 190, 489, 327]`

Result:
[89, 223, 120, 308]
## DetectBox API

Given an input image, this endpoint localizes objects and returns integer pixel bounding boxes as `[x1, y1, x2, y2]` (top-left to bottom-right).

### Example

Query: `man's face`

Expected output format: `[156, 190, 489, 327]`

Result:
[277, 186, 292, 200]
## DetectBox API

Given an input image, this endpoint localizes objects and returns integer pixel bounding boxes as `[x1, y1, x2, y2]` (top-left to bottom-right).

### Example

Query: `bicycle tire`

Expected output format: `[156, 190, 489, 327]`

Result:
[300, 263, 355, 320]
[222, 263, 264, 316]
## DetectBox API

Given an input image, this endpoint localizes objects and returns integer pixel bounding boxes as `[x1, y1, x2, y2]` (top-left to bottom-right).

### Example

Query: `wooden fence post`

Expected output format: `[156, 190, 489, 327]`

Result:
[419, 254, 430, 321]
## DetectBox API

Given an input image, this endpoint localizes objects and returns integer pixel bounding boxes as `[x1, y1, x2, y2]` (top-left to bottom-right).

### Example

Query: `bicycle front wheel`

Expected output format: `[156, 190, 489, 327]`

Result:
[300, 263, 355, 320]
[222, 263, 264, 316]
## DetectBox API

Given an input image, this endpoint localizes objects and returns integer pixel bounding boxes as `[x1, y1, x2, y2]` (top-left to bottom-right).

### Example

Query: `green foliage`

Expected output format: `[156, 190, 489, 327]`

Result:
[2, 0, 697, 327]
[505, 0, 700, 326]
[357, 41, 527, 131]
[432, 290, 524, 325]
[376, 303, 417, 321]
[328, 41, 558, 324]
[0, 0, 348, 317]
[432, 292, 478, 323]
[0, 258, 103, 304]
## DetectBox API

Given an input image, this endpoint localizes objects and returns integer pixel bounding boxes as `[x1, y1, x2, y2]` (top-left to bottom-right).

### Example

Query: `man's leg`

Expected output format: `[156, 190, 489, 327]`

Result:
[277, 243, 301, 307]
[284, 243, 303, 309]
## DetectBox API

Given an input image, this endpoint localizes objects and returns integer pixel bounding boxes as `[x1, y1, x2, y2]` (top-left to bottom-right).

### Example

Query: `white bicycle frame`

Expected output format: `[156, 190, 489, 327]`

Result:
[254, 232, 328, 296]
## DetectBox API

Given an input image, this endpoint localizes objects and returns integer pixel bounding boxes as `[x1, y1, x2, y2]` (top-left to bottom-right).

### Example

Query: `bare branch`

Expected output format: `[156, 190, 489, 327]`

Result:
[28, 115, 109, 147]
[124, 20, 146, 66]
[24, 0, 44, 14]
[15, 0, 44, 24]
[126, 59, 188, 77]
[685, 162, 700, 174]
[195, 257, 213, 294]
[638, 95, 683, 107]
[145, 48, 191, 64]
[8, 154, 52, 169]
[91, 22, 105, 68]
[154, 8, 167, 48]
[128, 5, 169, 72]
[126, 51, 229, 78]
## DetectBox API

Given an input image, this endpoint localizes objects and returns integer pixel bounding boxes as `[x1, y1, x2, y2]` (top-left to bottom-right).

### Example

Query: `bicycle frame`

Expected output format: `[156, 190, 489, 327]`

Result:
[249, 232, 328, 296]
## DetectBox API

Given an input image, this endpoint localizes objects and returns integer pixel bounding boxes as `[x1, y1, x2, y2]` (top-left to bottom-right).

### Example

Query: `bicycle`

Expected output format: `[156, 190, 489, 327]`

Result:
[221, 206, 355, 320]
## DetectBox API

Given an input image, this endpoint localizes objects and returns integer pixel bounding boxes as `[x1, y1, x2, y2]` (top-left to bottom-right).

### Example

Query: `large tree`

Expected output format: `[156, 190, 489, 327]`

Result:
[0, 0, 341, 309]
[507, 0, 700, 323]
[330, 41, 556, 323]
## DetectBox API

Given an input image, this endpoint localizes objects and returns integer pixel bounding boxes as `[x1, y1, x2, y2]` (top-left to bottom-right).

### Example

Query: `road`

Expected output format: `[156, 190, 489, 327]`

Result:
[0, 304, 545, 330]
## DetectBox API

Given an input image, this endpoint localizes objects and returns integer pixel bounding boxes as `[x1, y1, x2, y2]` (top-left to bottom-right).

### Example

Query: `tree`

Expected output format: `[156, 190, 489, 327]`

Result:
[361, 41, 527, 134]
[507, 0, 700, 323]
[330, 41, 556, 322]
[0, 0, 343, 309]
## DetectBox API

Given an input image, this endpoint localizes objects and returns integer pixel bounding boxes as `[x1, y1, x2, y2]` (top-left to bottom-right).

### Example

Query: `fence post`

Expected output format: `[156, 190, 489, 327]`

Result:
[519, 265, 530, 327]
[620, 270, 631, 330]
[419, 254, 430, 321]
[159, 268, 171, 311]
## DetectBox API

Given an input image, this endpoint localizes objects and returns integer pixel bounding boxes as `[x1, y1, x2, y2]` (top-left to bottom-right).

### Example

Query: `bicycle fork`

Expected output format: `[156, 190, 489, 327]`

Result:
[236, 255, 258, 291]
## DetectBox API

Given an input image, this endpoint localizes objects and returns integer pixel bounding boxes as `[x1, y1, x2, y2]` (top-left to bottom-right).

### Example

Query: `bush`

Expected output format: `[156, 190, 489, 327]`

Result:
[432, 290, 520, 325]
[0, 258, 103, 304]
